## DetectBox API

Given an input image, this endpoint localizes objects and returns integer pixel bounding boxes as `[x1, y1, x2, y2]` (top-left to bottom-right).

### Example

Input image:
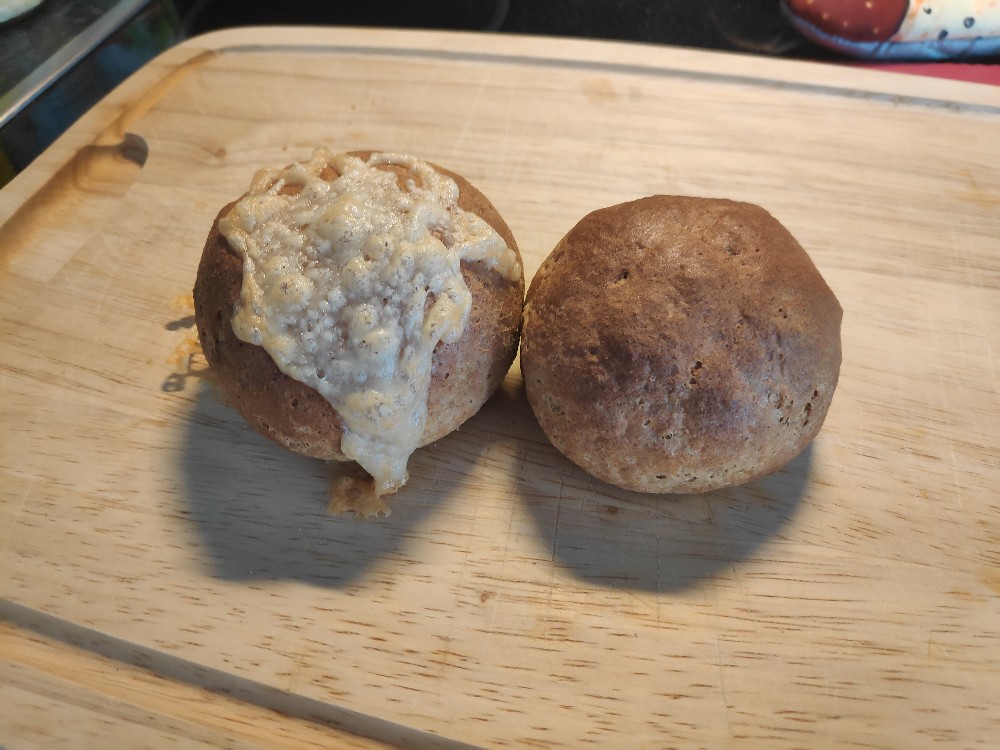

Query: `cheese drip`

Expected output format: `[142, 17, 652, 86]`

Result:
[220, 149, 519, 494]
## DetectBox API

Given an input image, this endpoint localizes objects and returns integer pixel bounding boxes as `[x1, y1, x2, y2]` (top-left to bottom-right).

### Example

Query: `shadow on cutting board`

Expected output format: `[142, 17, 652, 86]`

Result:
[501, 388, 811, 594]
[464, 379, 810, 593]
[177, 379, 488, 588]
[520, 452, 811, 593]
[177, 363, 806, 592]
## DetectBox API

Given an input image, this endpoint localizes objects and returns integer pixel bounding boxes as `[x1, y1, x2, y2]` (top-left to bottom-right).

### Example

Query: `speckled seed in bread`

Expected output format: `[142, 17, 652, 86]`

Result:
[193, 150, 524, 488]
[520, 196, 842, 494]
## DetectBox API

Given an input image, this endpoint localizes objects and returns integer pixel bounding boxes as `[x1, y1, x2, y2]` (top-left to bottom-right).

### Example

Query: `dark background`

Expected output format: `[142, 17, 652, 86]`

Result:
[173, 0, 830, 59]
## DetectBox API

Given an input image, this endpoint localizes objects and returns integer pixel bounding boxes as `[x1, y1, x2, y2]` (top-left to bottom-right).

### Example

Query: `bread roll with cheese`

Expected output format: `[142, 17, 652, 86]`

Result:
[520, 196, 842, 494]
[194, 149, 524, 495]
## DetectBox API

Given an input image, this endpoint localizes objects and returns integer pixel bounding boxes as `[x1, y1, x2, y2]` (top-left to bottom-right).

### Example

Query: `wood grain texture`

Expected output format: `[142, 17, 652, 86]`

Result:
[1, 27, 999, 748]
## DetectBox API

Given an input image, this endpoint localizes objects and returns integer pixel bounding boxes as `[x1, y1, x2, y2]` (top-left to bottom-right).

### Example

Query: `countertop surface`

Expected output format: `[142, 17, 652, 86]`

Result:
[0, 0, 150, 127]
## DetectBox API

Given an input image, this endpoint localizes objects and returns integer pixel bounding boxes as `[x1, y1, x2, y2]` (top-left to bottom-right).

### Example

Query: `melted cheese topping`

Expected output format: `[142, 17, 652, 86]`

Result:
[328, 474, 392, 518]
[219, 149, 519, 495]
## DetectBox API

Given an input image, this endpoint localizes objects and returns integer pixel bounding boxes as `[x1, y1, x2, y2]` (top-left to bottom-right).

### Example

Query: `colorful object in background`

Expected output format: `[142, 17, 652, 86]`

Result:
[782, 0, 1000, 59]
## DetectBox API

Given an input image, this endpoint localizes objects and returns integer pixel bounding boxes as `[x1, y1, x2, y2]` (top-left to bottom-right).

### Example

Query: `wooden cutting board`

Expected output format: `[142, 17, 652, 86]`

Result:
[2, 27, 999, 748]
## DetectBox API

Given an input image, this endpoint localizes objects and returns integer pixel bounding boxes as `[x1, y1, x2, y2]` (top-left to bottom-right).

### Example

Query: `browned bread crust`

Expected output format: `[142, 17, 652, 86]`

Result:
[520, 196, 842, 494]
[193, 152, 524, 460]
